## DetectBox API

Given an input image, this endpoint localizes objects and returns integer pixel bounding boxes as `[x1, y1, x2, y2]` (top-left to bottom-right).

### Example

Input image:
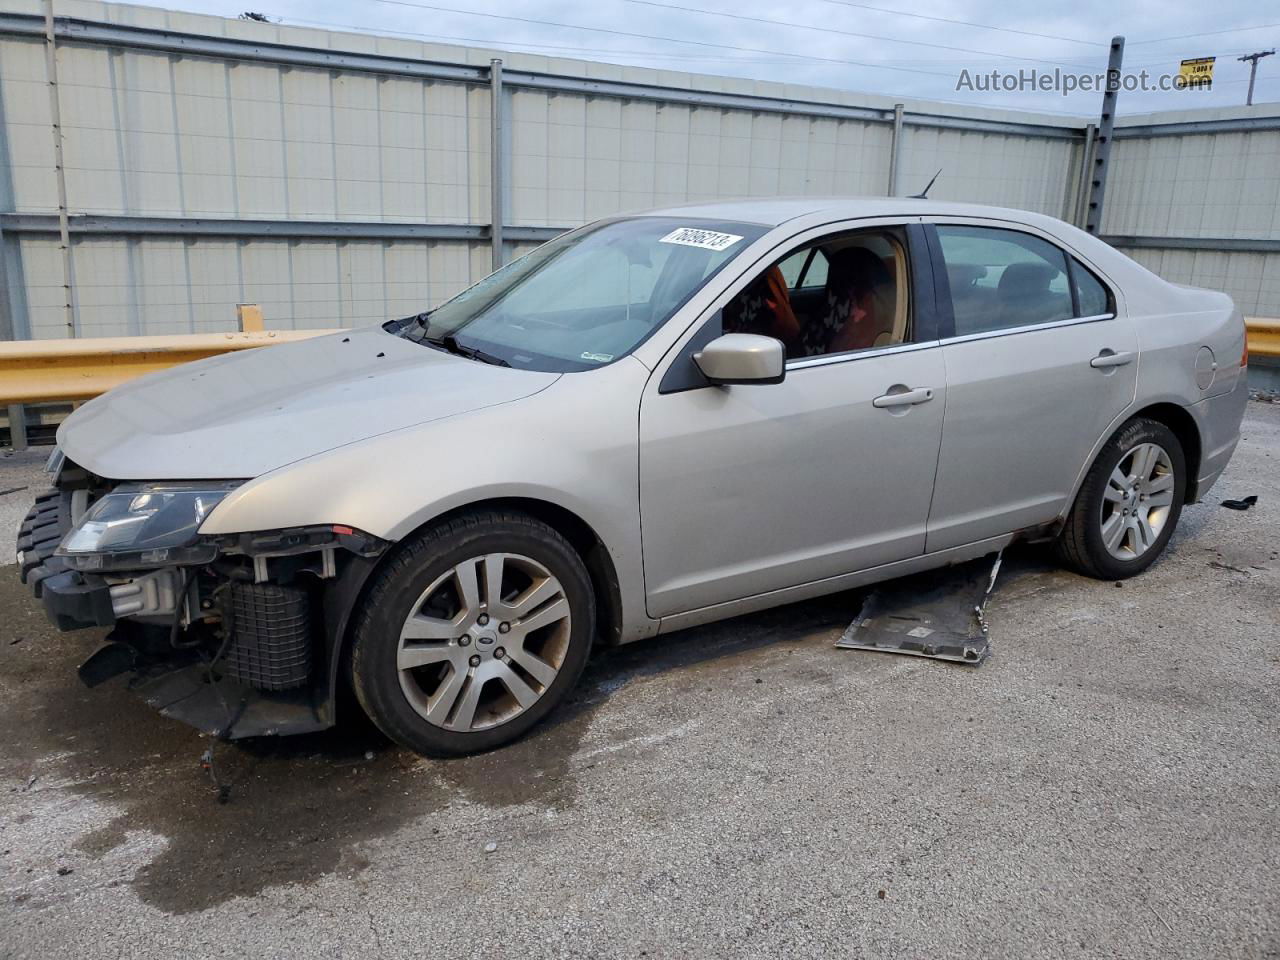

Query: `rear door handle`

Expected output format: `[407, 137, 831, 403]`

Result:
[872, 386, 935, 408]
[1090, 350, 1135, 369]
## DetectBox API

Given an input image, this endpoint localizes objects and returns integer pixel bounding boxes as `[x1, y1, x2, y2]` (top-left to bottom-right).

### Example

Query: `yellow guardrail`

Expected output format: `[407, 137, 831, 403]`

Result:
[1249, 318, 1280, 358]
[0, 328, 335, 404]
[0, 314, 1277, 408]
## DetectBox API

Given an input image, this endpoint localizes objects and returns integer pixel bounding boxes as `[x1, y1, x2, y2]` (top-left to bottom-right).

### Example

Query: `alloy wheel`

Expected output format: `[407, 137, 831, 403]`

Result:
[1098, 441, 1176, 561]
[396, 553, 572, 732]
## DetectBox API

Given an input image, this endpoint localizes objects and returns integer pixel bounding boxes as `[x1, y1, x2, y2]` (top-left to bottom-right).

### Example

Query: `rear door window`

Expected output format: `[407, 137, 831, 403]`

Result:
[936, 225, 1073, 337]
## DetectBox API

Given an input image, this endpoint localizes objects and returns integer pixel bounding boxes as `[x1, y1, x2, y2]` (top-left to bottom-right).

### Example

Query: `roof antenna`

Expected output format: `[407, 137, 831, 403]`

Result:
[909, 169, 942, 199]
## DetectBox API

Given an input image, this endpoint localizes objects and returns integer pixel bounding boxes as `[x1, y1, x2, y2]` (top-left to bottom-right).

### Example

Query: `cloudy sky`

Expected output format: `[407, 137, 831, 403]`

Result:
[128, 0, 1277, 117]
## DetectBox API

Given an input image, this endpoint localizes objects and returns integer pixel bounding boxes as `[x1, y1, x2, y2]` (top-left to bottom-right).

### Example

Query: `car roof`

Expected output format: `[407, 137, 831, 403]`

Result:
[636, 196, 1055, 228]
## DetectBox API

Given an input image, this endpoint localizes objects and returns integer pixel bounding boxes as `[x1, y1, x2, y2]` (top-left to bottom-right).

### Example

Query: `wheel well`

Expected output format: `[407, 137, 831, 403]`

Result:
[1131, 403, 1202, 503]
[425, 498, 625, 647]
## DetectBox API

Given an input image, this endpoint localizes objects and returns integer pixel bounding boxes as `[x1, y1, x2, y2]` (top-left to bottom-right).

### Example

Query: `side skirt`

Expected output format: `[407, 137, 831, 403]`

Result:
[654, 532, 1019, 635]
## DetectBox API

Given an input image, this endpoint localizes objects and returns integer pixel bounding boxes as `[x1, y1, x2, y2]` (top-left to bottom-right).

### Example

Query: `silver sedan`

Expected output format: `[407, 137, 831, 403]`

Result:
[18, 198, 1249, 755]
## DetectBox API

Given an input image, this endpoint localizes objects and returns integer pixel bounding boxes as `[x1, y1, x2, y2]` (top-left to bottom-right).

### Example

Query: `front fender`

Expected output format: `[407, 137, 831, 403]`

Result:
[200, 358, 655, 642]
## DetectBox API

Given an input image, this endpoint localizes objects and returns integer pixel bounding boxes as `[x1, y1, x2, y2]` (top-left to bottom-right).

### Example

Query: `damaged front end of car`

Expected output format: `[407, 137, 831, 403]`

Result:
[16, 450, 388, 739]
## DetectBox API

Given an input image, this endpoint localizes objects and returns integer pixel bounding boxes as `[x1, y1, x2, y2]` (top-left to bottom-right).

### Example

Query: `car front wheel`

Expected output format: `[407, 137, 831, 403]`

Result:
[350, 510, 595, 756]
[1056, 417, 1187, 580]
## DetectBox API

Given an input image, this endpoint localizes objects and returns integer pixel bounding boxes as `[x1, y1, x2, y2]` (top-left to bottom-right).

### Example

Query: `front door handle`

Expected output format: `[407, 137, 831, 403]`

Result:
[872, 386, 935, 408]
[1090, 350, 1135, 369]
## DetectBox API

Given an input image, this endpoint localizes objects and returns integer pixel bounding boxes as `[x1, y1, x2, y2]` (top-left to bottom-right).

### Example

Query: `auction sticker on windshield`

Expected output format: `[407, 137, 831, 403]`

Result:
[658, 227, 744, 251]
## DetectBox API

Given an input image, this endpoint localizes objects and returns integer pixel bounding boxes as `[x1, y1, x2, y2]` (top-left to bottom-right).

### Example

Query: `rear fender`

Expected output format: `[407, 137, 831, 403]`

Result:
[1062, 395, 1210, 516]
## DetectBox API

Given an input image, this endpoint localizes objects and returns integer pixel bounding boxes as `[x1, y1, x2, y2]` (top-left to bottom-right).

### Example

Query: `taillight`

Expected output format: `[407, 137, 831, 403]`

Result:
[1242, 337, 1249, 369]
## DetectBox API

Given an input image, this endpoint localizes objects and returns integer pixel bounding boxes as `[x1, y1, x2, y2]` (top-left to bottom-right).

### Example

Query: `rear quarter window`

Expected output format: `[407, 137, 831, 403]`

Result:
[1071, 259, 1114, 317]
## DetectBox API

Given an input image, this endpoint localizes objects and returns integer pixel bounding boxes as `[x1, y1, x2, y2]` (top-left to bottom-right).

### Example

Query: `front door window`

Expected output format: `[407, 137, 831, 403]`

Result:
[722, 228, 912, 359]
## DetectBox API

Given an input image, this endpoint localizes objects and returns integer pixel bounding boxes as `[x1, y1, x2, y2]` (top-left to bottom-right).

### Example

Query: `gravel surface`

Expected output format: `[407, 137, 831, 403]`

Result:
[1, 403, 1277, 959]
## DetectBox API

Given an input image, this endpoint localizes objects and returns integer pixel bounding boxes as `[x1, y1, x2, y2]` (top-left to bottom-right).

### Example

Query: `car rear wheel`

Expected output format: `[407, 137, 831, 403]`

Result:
[350, 510, 595, 756]
[1056, 417, 1186, 579]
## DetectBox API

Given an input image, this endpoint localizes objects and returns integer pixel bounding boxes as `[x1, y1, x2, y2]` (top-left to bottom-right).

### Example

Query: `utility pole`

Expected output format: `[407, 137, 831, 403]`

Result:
[1238, 50, 1275, 106]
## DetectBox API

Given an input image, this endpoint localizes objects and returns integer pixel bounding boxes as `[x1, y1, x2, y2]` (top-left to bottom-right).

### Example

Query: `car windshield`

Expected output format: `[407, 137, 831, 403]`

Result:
[393, 216, 767, 372]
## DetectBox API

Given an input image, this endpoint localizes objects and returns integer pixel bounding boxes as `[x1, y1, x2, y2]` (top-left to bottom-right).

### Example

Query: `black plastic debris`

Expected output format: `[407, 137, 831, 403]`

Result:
[836, 552, 1002, 665]
[77, 640, 138, 688]
[1220, 495, 1258, 511]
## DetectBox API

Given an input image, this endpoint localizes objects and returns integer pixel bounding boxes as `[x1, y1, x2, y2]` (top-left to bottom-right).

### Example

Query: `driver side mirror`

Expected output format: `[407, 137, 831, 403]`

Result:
[693, 333, 786, 386]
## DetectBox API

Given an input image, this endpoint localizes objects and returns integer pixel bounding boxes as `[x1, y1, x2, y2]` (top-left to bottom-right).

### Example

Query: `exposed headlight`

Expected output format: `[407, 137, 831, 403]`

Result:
[57, 482, 241, 568]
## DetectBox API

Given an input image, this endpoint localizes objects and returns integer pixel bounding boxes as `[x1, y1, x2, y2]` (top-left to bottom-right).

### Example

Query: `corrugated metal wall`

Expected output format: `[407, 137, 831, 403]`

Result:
[1, 0, 1276, 342]
[505, 95, 900, 224]
[504, 100, 1072, 224]
[13, 235, 506, 334]
[1106, 108, 1280, 318]
[0, 0, 504, 338]
[0, 0, 1092, 339]
[1121, 247, 1279, 318]
[897, 126, 1078, 215]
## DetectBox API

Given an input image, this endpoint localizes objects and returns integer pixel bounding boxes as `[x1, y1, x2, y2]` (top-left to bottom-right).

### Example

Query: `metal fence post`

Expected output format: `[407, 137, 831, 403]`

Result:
[489, 58, 505, 271]
[0, 154, 29, 449]
[1074, 123, 1096, 228]
[42, 0, 75, 335]
[0, 222, 11, 342]
[1084, 37, 1124, 236]
[0, 56, 32, 345]
[887, 103, 904, 197]
[6, 404, 27, 450]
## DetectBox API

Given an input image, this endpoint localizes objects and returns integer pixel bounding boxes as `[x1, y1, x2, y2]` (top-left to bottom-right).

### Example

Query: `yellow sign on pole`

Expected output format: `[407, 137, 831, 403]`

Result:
[1178, 57, 1215, 89]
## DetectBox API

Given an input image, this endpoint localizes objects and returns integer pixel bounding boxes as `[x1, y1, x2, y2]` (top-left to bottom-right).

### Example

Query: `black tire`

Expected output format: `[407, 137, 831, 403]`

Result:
[1056, 417, 1187, 580]
[349, 510, 595, 756]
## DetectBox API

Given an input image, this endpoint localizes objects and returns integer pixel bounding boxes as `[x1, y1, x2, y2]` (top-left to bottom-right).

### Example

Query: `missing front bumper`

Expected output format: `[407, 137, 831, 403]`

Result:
[18, 490, 187, 631]
[73, 622, 333, 739]
[17, 487, 387, 741]
[133, 660, 331, 739]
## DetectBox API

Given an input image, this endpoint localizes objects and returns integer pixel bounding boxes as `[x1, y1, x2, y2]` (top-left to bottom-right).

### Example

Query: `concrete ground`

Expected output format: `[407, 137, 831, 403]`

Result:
[1, 404, 1278, 960]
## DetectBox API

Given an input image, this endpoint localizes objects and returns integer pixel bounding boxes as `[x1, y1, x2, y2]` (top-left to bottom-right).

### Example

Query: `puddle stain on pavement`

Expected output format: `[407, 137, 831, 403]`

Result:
[0, 576, 599, 914]
[0, 573, 852, 915]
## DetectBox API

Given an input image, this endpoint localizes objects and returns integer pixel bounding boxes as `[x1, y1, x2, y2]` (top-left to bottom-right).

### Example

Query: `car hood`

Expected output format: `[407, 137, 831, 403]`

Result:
[56, 327, 560, 480]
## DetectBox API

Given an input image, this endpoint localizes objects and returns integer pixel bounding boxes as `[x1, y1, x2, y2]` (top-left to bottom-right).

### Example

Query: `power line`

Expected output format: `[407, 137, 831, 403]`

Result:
[287, 13, 1097, 65]
[1130, 23, 1280, 45]
[1120, 51, 1255, 68]
[813, 0, 1103, 46]
[267, 5, 1279, 112]
[359, 0, 962, 78]
[280, 16, 808, 63]
[266, 12, 1100, 116]
[624, 0, 1102, 69]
